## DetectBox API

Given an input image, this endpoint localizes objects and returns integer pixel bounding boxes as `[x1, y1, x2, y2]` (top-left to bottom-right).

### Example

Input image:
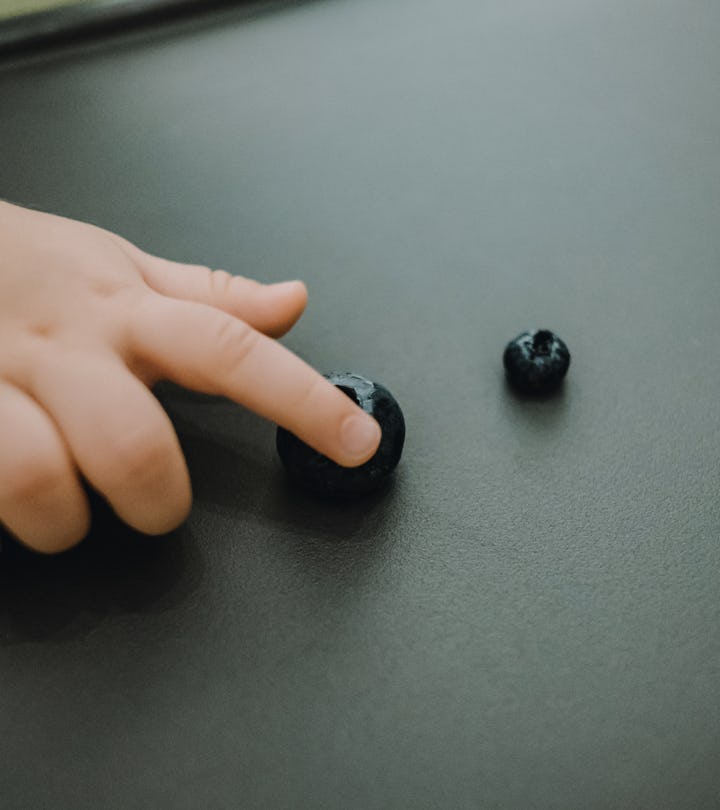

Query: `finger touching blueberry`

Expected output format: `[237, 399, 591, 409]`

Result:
[0, 201, 379, 553]
[277, 372, 405, 497]
[125, 294, 383, 467]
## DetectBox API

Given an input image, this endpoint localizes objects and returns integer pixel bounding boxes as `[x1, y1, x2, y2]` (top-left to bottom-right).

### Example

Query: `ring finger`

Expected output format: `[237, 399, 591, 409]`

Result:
[0, 380, 89, 553]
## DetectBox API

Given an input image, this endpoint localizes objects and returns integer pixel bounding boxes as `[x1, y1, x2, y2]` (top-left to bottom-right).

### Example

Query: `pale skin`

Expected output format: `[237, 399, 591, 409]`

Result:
[0, 201, 382, 554]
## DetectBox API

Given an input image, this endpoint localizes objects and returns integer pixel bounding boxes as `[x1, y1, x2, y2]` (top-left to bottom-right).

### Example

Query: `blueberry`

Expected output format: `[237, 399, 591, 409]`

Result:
[503, 329, 570, 394]
[276, 372, 405, 497]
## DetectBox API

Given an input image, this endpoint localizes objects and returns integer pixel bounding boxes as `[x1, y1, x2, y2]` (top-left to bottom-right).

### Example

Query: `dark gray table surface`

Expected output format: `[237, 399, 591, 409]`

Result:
[1, 1, 719, 807]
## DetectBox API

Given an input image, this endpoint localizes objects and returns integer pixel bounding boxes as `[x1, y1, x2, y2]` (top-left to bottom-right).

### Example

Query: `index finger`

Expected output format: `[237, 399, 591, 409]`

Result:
[126, 294, 382, 467]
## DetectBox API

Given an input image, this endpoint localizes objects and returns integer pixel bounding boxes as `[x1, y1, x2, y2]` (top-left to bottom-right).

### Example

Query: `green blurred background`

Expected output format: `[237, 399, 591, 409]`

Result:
[0, 0, 87, 20]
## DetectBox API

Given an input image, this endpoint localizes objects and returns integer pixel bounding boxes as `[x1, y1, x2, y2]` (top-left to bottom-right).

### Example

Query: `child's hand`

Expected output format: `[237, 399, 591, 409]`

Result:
[0, 202, 381, 553]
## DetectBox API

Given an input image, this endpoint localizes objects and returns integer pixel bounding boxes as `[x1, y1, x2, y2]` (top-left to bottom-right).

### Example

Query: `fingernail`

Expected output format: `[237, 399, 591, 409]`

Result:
[340, 414, 382, 459]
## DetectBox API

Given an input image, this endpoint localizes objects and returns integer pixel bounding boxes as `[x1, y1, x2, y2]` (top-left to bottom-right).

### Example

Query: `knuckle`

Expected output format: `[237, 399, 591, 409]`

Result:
[209, 269, 260, 302]
[214, 319, 260, 376]
[208, 268, 234, 299]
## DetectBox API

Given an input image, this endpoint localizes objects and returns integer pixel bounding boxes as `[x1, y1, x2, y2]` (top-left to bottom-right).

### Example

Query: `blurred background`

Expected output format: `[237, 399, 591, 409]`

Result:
[0, 0, 237, 52]
[1, 0, 89, 18]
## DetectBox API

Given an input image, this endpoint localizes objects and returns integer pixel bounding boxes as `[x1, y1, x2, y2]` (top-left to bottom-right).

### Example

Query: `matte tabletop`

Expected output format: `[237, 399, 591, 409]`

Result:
[1, 1, 719, 807]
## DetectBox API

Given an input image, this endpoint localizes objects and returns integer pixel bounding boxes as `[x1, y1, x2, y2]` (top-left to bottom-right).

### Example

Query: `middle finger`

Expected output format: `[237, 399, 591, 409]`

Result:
[27, 349, 192, 535]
